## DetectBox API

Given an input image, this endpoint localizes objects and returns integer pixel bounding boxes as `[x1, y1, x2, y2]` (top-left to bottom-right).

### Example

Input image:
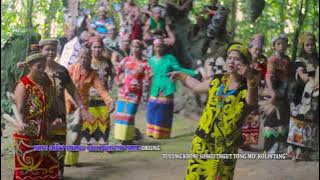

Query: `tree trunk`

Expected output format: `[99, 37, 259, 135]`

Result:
[62, 0, 68, 8]
[68, 0, 80, 26]
[291, 0, 308, 61]
[228, 0, 237, 41]
[26, 0, 33, 30]
[279, 0, 286, 33]
[44, 0, 59, 38]
[63, 0, 80, 32]
[25, 0, 33, 57]
[313, 0, 319, 47]
[312, 0, 318, 33]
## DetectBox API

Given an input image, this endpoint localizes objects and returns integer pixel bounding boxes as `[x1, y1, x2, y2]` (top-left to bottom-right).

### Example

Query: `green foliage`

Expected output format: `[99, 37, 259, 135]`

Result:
[81, 0, 98, 11]
[1, 99, 12, 115]
[1, 0, 65, 47]
[1, 1, 24, 46]
[0, 33, 33, 113]
[190, 0, 211, 22]
[2, 0, 318, 51]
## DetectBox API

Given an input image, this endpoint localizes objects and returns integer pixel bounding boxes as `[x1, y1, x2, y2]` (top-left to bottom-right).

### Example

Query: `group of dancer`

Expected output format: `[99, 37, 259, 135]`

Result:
[249, 33, 319, 162]
[183, 32, 319, 180]
[4, 0, 319, 180]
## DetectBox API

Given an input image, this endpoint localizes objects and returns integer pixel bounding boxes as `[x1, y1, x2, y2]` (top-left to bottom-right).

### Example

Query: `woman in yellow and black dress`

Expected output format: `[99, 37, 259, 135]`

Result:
[169, 43, 259, 180]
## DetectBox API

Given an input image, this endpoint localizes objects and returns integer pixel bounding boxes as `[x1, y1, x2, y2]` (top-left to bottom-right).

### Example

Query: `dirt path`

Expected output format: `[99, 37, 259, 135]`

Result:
[1, 110, 319, 180]
[61, 152, 319, 180]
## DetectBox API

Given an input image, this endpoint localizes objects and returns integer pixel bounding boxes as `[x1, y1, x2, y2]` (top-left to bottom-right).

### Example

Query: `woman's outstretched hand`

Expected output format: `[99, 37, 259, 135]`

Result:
[167, 71, 187, 81]
[237, 63, 260, 82]
[167, 71, 181, 81]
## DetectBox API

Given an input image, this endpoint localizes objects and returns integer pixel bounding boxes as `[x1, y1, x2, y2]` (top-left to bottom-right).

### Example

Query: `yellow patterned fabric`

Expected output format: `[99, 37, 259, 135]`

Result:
[186, 136, 237, 180]
[186, 74, 249, 180]
[81, 101, 111, 145]
[82, 106, 109, 134]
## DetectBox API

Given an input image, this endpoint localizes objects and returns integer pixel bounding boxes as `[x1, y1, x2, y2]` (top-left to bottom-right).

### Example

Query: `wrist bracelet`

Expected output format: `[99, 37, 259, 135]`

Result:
[247, 81, 258, 87]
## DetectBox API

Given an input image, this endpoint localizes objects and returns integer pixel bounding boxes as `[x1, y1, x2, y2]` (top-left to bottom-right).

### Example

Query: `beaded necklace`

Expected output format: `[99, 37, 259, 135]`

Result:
[216, 75, 241, 110]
